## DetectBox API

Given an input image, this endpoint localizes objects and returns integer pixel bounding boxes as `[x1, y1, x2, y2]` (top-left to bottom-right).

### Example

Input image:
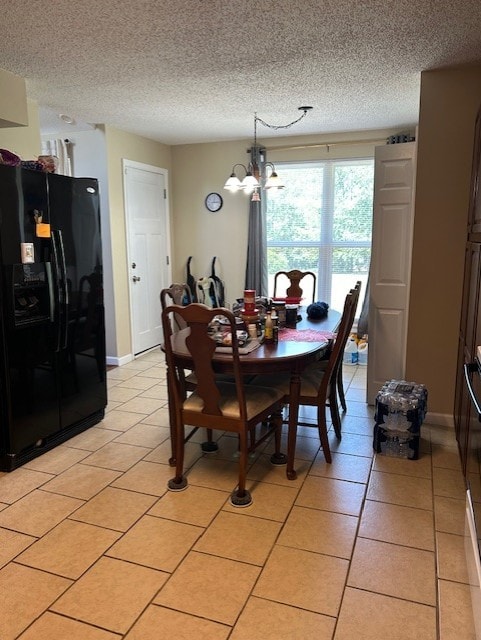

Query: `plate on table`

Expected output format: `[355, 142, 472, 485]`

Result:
[215, 315, 244, 326]
[212, 330, 249, 347]
[271, 296, 302, 305]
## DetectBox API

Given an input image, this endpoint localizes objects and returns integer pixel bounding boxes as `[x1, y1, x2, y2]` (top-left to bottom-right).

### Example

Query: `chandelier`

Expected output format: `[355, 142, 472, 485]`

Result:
[224, 106, 313, 201]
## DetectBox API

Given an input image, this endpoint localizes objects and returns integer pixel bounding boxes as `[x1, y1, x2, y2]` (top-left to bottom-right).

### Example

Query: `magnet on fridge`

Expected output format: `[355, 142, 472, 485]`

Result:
[36, 223, 51, 238]
[21, 242, 34, 264]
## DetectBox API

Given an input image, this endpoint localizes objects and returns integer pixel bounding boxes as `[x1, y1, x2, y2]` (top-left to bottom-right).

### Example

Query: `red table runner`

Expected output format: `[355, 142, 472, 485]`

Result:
[279, 328, 336, 342]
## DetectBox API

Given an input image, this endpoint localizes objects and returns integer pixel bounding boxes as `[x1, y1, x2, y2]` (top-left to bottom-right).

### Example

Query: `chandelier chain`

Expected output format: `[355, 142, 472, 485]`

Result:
[224, 107, 312, 199]
[253, 108, 311, 148]
[255, 109, 310, 131]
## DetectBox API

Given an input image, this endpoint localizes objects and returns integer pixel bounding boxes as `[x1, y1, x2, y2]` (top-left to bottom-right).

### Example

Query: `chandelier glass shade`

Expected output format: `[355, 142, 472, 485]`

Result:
[224, 161, 284, 193]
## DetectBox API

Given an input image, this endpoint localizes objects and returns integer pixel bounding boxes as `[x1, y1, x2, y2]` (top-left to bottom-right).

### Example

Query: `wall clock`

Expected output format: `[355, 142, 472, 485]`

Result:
[205, 192, 223, 212]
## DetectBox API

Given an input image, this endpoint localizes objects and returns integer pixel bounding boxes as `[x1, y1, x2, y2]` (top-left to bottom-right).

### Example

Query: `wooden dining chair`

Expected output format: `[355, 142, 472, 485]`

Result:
[273, 269, 317, 303]
[161, 282, 244, 384]
[162, 302, 287, 507]
[251, 290, 356, 465]
[160, 283, 196, 393]
[160, 283, 193, 330]
[160, 283, 218, 462]
[161, 283, 197, 386]
[310, 280, 361, 438]
[335, 280, 362, 419]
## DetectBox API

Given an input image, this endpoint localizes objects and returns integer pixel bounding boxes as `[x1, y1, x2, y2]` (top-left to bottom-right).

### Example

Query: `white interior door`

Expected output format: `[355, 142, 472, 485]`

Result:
[367, 142, 417, 404]
[123, 160, 171, 355]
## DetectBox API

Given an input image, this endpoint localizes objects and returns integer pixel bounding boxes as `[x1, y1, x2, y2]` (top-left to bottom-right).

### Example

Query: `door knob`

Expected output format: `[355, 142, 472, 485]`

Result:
[132, 275, 141, 282]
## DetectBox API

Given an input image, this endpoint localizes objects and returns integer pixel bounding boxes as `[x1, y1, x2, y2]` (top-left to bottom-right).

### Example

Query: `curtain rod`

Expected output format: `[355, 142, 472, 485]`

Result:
[264, 137, 388, 153]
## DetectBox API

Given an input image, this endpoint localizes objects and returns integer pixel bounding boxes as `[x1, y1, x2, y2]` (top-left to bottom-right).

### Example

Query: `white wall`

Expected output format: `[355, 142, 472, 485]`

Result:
[0, 100, 40, 158]
[0, 68, 28, 127]
[171, 139, 251, 304]
[407, 65, 481, 419]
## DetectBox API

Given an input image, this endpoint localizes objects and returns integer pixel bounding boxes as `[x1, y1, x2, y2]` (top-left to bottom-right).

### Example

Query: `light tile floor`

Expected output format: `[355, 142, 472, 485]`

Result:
[0, 351, 477, 639]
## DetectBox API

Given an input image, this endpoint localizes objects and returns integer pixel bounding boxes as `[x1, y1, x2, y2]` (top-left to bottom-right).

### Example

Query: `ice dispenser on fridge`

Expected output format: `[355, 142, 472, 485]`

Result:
[7, 263, 53, 328]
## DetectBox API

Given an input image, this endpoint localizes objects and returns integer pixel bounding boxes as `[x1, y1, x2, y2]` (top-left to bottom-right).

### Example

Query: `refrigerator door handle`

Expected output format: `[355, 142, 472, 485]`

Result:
[45, 262, 55, 322]
[55, 229, 69, 350]
[464, 362, 481, 420]
[50, 230, 62, 352]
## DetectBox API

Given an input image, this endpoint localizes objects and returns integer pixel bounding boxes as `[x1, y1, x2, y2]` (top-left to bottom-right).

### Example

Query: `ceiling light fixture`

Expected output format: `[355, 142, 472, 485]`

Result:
[59, 114, 75, 125]
[224, 106, 313, 201]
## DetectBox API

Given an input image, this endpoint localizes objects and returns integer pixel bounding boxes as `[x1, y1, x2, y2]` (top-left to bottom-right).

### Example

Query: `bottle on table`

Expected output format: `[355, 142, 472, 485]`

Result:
[270, 308, 279, 343]
[264, 311, 274, 343]
[248, 323, 258, 340]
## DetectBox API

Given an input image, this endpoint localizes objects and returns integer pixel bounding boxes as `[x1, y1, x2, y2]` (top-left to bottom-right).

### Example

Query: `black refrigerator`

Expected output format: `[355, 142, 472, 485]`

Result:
[0, 164, 107, 471]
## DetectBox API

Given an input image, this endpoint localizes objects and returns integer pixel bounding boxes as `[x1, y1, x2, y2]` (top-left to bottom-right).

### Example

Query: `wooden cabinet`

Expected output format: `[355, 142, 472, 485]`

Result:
[455, 251, 469, 469]
[455, 243, 481, 470]
[454, 102, 481, 630]
[469, 107, 481, 234]
[456, 103, 481, 473]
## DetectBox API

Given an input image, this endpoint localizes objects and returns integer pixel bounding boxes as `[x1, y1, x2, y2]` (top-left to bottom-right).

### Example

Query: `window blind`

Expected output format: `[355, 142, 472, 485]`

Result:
[266, 158, 374, 313]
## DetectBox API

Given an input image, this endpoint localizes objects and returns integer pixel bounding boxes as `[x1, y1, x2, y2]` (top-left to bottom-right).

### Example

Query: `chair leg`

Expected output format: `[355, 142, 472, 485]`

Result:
[329, 385, 342, 440]
[337, 365, 347, 412]
[201, 428, 219, 453]
[249, 425, 257, 449]
[317, 406, 332, 463]
[230, 429, 252, 507]
[168, 416, 188, 492]
[270, 409, 287, 465]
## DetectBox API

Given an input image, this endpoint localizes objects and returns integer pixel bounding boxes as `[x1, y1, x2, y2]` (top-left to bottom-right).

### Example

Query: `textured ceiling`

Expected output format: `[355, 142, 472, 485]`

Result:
[1, 1, 481, 145]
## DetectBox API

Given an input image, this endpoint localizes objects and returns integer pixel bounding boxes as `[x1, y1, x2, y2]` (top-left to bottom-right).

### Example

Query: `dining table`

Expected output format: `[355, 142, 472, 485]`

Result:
[165, 306, 340, 480]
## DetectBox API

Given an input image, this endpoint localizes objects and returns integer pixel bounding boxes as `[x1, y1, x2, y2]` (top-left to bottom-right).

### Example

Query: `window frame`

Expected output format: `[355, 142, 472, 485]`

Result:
[266, 156, 374, 306]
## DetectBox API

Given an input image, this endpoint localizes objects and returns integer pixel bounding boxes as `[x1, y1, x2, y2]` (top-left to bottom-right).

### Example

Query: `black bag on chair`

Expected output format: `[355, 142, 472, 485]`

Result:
[210, 256, 225, 307]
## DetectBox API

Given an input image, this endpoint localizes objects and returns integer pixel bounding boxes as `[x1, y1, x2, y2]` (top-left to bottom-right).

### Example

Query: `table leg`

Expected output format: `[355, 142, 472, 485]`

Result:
[286, 370, 301, 480]
[166, 365, 176, 466]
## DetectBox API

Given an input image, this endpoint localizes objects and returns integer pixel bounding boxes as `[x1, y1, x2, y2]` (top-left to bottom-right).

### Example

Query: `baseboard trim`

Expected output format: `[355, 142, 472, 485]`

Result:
[106, 354, 134, 367]
[425, 411, 454, 428]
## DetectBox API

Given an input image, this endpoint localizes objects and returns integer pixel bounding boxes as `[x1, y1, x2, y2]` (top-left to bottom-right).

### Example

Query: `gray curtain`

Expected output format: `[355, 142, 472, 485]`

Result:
[244, 145, 268, 295]
[245, 197, 267, 295]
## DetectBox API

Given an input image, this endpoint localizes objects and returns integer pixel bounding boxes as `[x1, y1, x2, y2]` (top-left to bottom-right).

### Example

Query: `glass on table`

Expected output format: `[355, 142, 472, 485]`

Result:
[285, 304, 298, 328]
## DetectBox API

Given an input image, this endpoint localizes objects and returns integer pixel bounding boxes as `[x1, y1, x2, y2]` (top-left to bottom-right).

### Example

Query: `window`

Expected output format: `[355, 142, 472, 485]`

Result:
[266, 158, 374, 313]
